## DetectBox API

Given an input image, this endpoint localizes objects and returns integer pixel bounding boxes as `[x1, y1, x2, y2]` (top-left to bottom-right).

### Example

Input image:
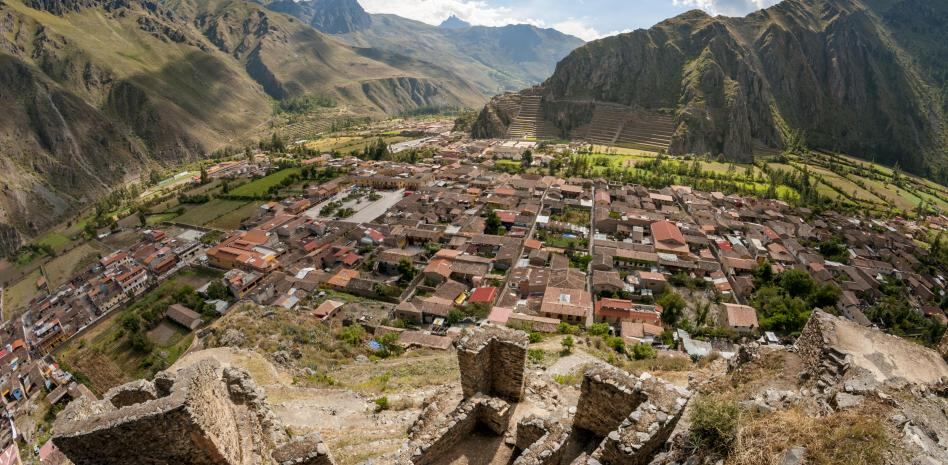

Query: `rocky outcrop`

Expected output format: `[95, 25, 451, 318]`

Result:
[473, 0, 948, 174]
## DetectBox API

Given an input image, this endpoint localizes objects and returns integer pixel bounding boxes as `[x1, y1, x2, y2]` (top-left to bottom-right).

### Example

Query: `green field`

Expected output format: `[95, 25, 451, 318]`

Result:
[174, 199, 250, 228]
[3, 269, 44, 320]
[45, 243, 109, 288]
[228, 168, 301, 197]
[206, 202, 263, 230]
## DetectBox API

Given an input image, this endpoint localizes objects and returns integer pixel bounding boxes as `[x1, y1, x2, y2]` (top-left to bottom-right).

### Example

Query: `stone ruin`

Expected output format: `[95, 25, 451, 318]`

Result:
[49, 324, 692, 465]
[795, 310, 948, 392]
[402, 325, 692, 465]
[51, 359, 335, 465]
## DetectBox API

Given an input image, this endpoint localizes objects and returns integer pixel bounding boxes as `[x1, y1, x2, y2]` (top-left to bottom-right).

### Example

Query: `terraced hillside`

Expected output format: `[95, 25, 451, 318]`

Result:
[473, 0, 948, 180]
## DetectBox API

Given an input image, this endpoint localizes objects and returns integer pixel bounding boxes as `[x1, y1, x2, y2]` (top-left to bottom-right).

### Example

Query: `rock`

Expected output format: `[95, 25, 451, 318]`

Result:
[833, 392, 864, 409]
[356, 355, 369, 363]
[780, 447, 806, 465]
[219, 328, 245, 347]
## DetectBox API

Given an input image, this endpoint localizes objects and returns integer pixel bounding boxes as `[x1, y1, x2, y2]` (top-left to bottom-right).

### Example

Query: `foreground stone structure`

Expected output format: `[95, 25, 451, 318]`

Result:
[403, 325, 691, 465]
[457, 325, 529, 401]
[52, 359, 335, 465]
[796, 311, 948, 390]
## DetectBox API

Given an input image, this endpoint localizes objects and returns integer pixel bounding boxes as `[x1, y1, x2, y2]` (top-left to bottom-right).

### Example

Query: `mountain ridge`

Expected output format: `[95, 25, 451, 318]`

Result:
[472, 0, 948, 180]
[0, 0, 492, 255]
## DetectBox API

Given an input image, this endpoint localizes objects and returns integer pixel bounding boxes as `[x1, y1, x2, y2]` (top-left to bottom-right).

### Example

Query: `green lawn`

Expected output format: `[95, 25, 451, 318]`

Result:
[228, 168, 301, 197]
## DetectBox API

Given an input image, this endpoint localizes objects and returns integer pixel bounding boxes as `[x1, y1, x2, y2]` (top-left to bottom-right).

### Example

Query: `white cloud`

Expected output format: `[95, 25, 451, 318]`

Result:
[359, 0, 531, 27]
[672, 0, 779, 16]
[359, 0, 609, 40]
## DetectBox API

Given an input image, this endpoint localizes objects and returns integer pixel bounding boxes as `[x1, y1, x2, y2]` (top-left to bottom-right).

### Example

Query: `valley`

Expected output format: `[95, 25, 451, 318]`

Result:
[0, 1, 947, 465]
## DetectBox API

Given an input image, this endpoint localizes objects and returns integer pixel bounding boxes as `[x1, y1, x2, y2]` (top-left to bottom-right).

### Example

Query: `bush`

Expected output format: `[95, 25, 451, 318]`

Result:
[632, 343, 657, 360]
[558, 322, 579, 335]
[528, 348, 545, 364]
[561, 335, 574, 354]
[374, 396, 390, 411]
[528, 332, 543, 343]
[338, 325, 366, 346]
[588, 323, 611, 337]
[690, 395, 740, 455]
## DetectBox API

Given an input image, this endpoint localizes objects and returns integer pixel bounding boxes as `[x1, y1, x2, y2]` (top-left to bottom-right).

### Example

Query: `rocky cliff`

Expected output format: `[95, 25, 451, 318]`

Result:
[473, 0, 948, 176]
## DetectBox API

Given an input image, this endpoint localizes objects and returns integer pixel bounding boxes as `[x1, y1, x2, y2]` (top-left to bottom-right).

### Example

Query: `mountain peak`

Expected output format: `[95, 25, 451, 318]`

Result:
[439, 15, 471, 29]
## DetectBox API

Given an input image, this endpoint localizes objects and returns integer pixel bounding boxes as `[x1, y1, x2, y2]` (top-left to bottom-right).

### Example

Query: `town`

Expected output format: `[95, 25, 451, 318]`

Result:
[0, 115, 946, 464]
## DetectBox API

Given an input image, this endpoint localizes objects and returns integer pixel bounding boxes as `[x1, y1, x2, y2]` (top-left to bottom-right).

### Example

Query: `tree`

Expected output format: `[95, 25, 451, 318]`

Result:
[777, 269, 815, 298]
[658, 291, 686, 327]
[521, 149, 533, 168]
[484, 207, 502, 235]
[561, 335, 574, 354]
[137, 208, 147, 227]
[200, 164, 208, 185]
[338, 325, 365, 346]
[397, 259, 417, 284]
[205, 280, 231, 300]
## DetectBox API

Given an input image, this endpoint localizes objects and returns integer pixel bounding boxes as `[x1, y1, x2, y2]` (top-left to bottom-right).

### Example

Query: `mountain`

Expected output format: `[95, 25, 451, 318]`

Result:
[472, 0, 948, 180]
[265, 0, 371, 34]
[439, 15, 471, 29]
[266, 0, 585, 93]
[0, 0, 487, 254]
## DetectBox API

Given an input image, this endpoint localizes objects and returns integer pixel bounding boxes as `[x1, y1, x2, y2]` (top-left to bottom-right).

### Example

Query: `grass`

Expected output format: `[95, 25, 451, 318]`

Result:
[3, 269, 44, 319]
[206, 201, 263, 230]
[228, 168, 302, 197]
[44, 243, 108, 288]
[174, 199, 250, 227]
[36, 232, 72, 253]
[728, 406, 889, 465]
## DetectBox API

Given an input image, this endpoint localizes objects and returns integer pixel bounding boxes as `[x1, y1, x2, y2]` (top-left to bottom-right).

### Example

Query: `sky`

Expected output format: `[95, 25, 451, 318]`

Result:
[359, 0, 782, 41]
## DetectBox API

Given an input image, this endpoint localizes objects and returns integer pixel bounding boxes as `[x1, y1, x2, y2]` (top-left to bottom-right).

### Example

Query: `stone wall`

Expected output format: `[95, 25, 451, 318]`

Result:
[511, 421, 570, 465]
[408, 395, 512, 465]
[52, 359, 329, 465]
[457, 326, 529, 401]
[574, 367, 646, 437]
[794, 310, 830, 375]
[515, 416, 549, 450]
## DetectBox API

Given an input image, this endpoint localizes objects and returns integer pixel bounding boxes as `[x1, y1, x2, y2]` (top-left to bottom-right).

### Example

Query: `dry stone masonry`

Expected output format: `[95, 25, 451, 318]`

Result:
[457, 325, 529, 401]
[51, 359, 334, 465]
[403, 325, 691, 465]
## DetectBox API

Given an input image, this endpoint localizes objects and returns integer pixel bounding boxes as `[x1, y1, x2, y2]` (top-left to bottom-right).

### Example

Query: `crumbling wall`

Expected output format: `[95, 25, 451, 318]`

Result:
[52, 359, 329, 465]
[272, 434, 335, 465]
[574, 367, 646, 436]
[515, 416, 549, 450]
[795, 310, 831, 374]
[408, 395, 512, 465]
[53, 361, 244, 465]
[457, 326, 528, 401]
[512, 421, 571, 465]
